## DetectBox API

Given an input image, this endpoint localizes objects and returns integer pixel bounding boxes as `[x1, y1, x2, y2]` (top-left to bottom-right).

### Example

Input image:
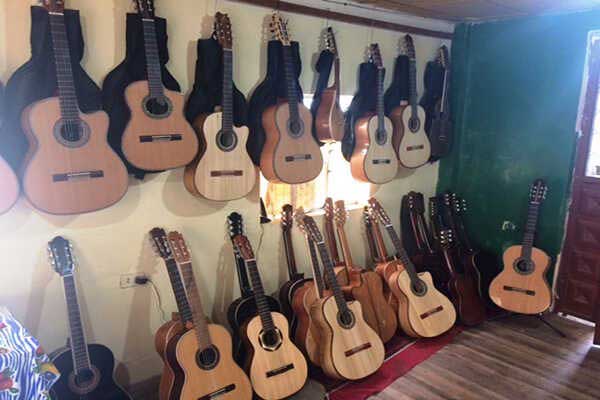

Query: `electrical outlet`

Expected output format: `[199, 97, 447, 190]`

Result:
[120, 274, 138, 289]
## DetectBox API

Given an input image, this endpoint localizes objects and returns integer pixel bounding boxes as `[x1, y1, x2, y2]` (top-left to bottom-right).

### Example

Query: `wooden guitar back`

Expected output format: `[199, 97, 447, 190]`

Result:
[122, 81, 199, 171]
[451, 274, 487, 326]
[291, 282, 326, 366]
[489, 245, 552, 314]
[397, 106, 431, 168]
[351, 115, 398, 184]
[154, 317, 185, 400]
[0, 156, 19, 214]
[315, 88, 345, 142]
[361, 270, 398, 342]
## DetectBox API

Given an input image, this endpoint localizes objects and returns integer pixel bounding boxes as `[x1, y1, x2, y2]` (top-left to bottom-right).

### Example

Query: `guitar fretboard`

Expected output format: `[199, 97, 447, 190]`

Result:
[141, 18, 165, 100]
[222, 49, 234, 135]
[376, 68, 386, 137]
[179, 261, 212, 351]
[315, 240, 350, 315]
[164, 258, 193, 324]
[522, 202, 540, 259]
[409, 58, 418, 118]
[282, 224, 301, 281]
[306, 236, 325, 298]
[62, 274, 91, 372]
[282, 45, 300, 127]
[384, 224, 421, 283]
[245, 259, 276, 332]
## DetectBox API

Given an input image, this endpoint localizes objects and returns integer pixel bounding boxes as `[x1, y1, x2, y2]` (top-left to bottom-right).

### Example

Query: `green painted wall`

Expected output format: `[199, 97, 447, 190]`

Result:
[438, 11, 600, 276]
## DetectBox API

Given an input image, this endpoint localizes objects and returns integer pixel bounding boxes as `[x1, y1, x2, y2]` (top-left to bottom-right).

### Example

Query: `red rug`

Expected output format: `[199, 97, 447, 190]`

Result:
[324, 328, 462, 400]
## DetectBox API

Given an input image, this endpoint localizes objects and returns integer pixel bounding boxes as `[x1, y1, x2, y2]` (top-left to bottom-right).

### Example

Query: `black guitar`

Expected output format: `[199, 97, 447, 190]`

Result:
[429, 45, 452, 161]
[226, 212, 279, 363]
[48, 236, 132, 400]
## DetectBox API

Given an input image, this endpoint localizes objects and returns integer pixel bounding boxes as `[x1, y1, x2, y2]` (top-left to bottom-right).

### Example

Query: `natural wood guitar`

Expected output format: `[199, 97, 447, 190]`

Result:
[314, 27, 344, 143]
[233, 234, 308, 400]
[489, 179, 552, 314]
[260, 12, 323, 184]
[298, 215, 384, 380]
[323, 197, 349, 286]
[334, 200, 398, 342]
[391, 35, 431, 169]
[168, 231, 252, 400]
[22, 0, 128, 215]
[184, 13, 256, 200]
[369, 198, 456, 338]
[121, 0, 198, 171]
[351, 44, 398, 184]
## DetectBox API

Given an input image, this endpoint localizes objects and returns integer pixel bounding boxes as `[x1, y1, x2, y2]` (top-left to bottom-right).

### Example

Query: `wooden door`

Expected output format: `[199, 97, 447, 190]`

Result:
[556, 40, 600, 344]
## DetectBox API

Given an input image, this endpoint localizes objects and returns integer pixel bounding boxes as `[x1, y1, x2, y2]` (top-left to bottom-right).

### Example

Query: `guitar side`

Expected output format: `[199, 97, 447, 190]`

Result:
[315, 88, 345, 142]
[351, 115, 398, 184]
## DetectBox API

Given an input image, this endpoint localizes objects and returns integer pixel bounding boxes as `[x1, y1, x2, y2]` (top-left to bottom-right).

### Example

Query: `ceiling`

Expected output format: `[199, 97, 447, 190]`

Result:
[352, 0, 600, 21]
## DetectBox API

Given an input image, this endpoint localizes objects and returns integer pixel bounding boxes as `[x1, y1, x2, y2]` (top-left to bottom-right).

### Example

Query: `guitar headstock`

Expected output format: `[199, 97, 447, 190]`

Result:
[368, 198, 391, 226]
[451, 193, 467, 215]
[407, 192, 424, 214]
[442, 192, 453, 207]
[323, 198, 334, 223]
[149, 227, 173, 261]
[404, 34, 416, 60]
[48, 236, 75, 277]
[134, 0, 155, 19]
[167, 231, 191, 265]
[301, 215, 324, 244]
[529, 179, 548, 205]
[270, 12, 291, 46]
[214, 12, 232, 50]
[438, 45, 450, 69]
[333, 200, 347, 228]
[363, 206, 372, 229]
[325, 27, 338, 56]
[233, 234, 255, 261]
[281, 204, 294, 232]
[227, 212, 244, 239]
[41, 0, 65, 13]
[369, 43, 383, 69]
[294, 207, 308, 235]
[439, 229, 454, 249]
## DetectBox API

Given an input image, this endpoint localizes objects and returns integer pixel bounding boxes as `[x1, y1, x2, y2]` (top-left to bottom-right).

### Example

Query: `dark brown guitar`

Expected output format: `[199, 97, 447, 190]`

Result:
[323, 197, 348, 286]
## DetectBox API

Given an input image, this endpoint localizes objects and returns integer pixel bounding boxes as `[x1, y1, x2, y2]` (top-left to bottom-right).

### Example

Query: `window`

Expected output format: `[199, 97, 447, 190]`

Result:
[260, 94, 371, 217]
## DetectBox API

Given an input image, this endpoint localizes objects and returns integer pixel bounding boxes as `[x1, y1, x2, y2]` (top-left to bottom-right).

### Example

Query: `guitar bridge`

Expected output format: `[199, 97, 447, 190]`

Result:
[266, 363, 294, 378]
[503, 285, 536, 296]
[210, 170, 243, 177]
[139, 134, 182, 143]
[344, 342, 372, 357]
[284, 154, 312, 162]
[53, 170, 104, 182]
[372, 159, 391, 165]
[419, 305, 444, 319]
[197, 383, 236, 399]
[406, 145, 425, 151]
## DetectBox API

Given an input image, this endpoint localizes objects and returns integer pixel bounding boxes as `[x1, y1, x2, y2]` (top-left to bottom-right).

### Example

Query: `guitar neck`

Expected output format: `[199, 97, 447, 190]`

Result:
[439, 67, 451, 116]
[324, 217, 341, 265]
[179, 261, 212, 350]
[522, 202, 540, 259]
[441, 247, 458, 279]
[364, 219, 379, 265]
[306, 236, 326, 298]
[336, 224, 355, 270]
[245, 259, 276, 332]
[141, 17, 165, 99]
[333, 57, 341, 99]
[62, 274, 91, 372]
[233, 248, 253, 298]
[282, 44, 300, 123]
[409, 58, 418, 116]
[454, 212, 474, 253]
[376, 68, 385, 133]
[315, 240, 350, 314]
[48, 11, 79, 121]
[282, 227, 301, 280]
[384, 224, 421, 282]
[416, 212, 434, 253]
[222, 49, 234, 133]
[372, 220, 389, 262]
[164, 258, 193, 324]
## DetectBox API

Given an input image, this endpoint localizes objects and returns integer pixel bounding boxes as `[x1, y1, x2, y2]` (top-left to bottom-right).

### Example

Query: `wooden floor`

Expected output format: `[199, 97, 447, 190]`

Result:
[372, 314, 600, 400]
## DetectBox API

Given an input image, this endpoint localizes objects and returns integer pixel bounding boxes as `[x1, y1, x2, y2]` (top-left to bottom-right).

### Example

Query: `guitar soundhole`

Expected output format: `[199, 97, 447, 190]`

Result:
[411, 280, 428, 297]
[337, 309, 356, 329]
[408, 117, 421, 133]
[287, 118, 304, 138]
[376, 129, 387, 146]
[216, 130, 237, 152]
[514, 258, 534, 275]
[67, 366, 100, 395]
[196, 345, 220, 370]
[259, 328, 283, 352]
[142, 95, 173, 119]
[54, 119, 90, 148]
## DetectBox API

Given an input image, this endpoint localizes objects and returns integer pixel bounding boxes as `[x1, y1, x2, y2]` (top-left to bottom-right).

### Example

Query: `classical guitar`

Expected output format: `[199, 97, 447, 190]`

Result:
[334, 200, 398, 342]
[22, 0, 128, 215]
[260, 12, 323, 184]
[369, 198, 456, 338]
[489, 179, 552, 314]
[150, 227, 192, 400]
[233, 234, 308, 400]
[47, 236, 132, 399]
[168, 231, 253, 400]
[226, 212, 280, 364]
[429, 45, 452, 161]
[351, 44, 398, 184]
[438, 229, 486, 326]
[407, 192, 434, 255]
[323, 197, 349, 285]
[391, 35, 431, 168]
[121, 0, 198, 171]
[298, 214, 384, 380]
[314, 27, 345, 142]
[184, 12, 256, 200]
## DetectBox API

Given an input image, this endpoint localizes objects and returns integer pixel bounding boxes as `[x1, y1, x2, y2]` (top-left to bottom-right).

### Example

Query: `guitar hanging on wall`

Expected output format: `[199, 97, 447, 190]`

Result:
[121, 0, 198, 171]
[260, 12, 323, 184]
[184, 12, 256, 201]
[429, 45, 452, 161]
[22, 0, 128, 215]
[351, 43, 399, 184]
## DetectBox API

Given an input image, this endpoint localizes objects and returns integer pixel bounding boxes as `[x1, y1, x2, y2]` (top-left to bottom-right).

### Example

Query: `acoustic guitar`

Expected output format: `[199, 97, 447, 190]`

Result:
[22, 0, 128, 215]
[260, 12, 323, 184]
[369, 198, 456, 338]
[233, 234, 308, 400]
[391, 35, 431, 168]
[48, 237, 132, 400]
[429, 45, 452, 161]
[489, 179, 552, 314]
[298, 214, 384, 380]
[323, 197, 349, 286]
[168, 231, 253, 400]
[314, 27, 345, 143]
[121, 0, 198, 171]
[334, 200, 398, 342]
[184, 13, 256, 200]
[351, 44, 398, 184]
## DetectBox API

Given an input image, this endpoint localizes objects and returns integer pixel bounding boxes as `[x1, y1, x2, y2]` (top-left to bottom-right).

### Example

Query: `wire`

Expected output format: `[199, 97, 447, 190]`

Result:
[147, 278, 168, 323]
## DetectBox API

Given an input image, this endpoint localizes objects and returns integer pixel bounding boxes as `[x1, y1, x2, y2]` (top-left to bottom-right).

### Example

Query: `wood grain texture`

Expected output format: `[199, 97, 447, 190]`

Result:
[122, 81, 199, 171]
[315, 88, 345, 142]
[185, 112, 257, 201]
[351, 115, 398, 184]
[244, 312, 308, 400]
[489, 245, 552, 314]
[154, 317, 185, 400]
[260, 102, 323, 184]
[21, 97, 128, 215]
[291, 281, 329, 366]
[0, 156, 19, 214]
[395, 106, 431, 169]
[175, 324, 252, 400]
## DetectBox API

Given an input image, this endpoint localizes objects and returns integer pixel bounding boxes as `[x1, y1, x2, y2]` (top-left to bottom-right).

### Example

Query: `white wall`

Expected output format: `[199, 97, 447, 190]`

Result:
[0, 0, 450, 386]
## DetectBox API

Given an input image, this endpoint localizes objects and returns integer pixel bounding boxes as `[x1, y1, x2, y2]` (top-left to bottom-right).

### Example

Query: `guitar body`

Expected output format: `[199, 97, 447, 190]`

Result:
[465, 250, 502, 307]
[122, 81, 198, 171]
[21, 98, 128, 215]
[0, 156, 19, 214]
[260, 102, 323, 184]
[315, 87, 345, 142]
[50, 344, 132, 400]
[390, 105, 406, 159]
[175, 324, 252, 400]
[361, 270, 398, 342]
[184, 112, 256, 200]
[243, 312, 308, 400]
[310, 296, 384, 380]
[396, 105, 431, 168]
[278, 277, 312, 334]
[489, 245, 552, 314]
[375, 260, 401, 311]
[155, 317, 185, 400]
[389, 270, 456, 337]
[448, 274, 486, 326]
[351, 114, 398, 184]
[291, 282, 328, 365]
[429, 116, 452, 159]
